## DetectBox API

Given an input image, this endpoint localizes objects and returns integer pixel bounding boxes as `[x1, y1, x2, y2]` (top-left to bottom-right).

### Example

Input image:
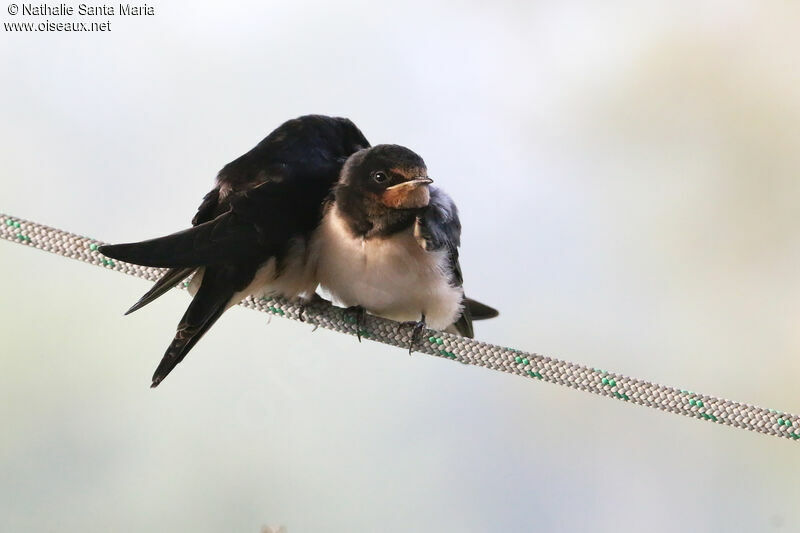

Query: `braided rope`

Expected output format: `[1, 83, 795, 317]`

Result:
[2, 212, 798, 442]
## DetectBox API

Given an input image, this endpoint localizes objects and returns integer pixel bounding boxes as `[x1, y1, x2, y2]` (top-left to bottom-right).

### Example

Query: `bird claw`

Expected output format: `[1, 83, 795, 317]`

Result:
[400, 314, 426, 354]
[298, 293, 328, 323]
[345, 305, 367, 342]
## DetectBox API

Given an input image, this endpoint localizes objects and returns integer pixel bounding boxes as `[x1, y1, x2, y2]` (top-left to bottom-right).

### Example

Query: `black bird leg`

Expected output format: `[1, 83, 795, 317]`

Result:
[400, 313, 427, 354]
[344, 305, 367, 341]
[298, 292, 329, 322]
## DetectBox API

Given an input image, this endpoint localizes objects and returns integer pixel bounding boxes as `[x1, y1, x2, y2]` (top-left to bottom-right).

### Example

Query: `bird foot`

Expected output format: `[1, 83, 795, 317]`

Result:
[344, 305, 367, 342]
[400, 314, 426, 354]
[298, 293, 328, 322]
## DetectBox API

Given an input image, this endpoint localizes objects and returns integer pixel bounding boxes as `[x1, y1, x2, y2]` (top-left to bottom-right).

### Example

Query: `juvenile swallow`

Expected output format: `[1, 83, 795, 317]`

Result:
[312, 144, 497, 348]
[100, 114, 369, 387]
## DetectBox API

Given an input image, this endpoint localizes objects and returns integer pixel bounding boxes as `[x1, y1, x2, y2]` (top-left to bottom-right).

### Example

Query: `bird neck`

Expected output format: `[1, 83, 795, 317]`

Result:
[334, 186, 418, 239]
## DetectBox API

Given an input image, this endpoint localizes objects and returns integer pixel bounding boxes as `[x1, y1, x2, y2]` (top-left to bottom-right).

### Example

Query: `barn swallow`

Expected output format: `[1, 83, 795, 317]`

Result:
[311, 144, 497, 349]
[100, 114, 370, 387]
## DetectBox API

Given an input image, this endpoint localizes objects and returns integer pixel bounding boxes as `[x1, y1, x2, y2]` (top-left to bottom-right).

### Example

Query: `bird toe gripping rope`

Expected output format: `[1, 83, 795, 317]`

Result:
[2, 212, 798, 442]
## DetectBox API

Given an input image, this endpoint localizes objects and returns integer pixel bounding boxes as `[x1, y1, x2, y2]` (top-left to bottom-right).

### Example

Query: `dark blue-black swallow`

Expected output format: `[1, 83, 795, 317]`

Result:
[100, 114, 370, 387]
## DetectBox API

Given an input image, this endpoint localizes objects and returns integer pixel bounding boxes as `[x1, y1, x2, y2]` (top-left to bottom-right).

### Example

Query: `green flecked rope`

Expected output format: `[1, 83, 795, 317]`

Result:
[1, 212, 799, 442]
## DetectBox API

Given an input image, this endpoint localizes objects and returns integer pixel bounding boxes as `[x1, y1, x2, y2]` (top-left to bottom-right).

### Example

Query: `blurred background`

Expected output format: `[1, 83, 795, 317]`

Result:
[2, 1, 799, 531]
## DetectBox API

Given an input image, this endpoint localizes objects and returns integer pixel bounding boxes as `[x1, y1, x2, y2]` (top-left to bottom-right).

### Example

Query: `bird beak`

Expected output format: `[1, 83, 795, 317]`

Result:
[381, 178, 433, 209]
[386, 177, 433, 190]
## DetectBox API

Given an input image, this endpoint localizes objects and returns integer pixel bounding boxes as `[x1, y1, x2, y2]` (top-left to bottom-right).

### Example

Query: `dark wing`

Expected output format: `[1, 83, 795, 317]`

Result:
[416, 187, 461, 254]
[99, 213, 263, 268]
[191, 188, 221, 226]
[112, 182, 310, 386]
[415, 189, 472, 337]
[104, 115, 372, 386]
[448, 250, 475, 337]
[100, 181, 307, 269]
[417, 188, 498, 337]
[124, 188, 223, 315]
[416, 188, 462, 286]
[104, 180, 326, 387]
[123, 115, 370, 314]
[214, 114, 369, 195]
[123, 189, 221, 315]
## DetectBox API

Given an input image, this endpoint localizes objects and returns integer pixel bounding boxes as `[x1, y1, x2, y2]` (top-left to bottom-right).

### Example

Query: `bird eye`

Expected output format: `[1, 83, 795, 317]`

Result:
[372, 171, 388, 183]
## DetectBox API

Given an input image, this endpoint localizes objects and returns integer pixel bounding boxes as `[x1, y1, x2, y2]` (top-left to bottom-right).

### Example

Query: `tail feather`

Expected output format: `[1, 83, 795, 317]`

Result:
[124, 267, 195, 315]
[452, 299, 475, 338]
[148, 259, 263, 387]
[149, 263, 253, 387]
[465, 297, 499, 321]
[150, 293, 231, 388]
[450, 296, 499, 338]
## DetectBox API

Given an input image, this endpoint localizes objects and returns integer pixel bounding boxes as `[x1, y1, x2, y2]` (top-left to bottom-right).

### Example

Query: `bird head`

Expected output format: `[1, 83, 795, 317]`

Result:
[333, 144, 433, 237]
[337, 143, 432, 206]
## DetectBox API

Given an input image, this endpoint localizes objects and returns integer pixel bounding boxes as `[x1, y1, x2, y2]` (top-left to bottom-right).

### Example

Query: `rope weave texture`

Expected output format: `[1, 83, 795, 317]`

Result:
[2, 212, 798, 442]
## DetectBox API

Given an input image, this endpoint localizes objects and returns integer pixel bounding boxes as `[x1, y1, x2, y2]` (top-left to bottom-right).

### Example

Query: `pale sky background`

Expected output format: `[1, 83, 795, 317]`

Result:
[1, 1, 799, 532]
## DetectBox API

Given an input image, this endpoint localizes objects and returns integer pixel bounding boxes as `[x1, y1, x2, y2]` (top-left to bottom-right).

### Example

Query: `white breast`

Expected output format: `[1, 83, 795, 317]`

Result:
[311, 206, 463, 329]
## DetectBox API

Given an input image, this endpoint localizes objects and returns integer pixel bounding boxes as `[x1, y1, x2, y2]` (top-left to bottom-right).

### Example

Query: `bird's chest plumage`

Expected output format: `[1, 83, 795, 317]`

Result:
[313, 207, 462, 328]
